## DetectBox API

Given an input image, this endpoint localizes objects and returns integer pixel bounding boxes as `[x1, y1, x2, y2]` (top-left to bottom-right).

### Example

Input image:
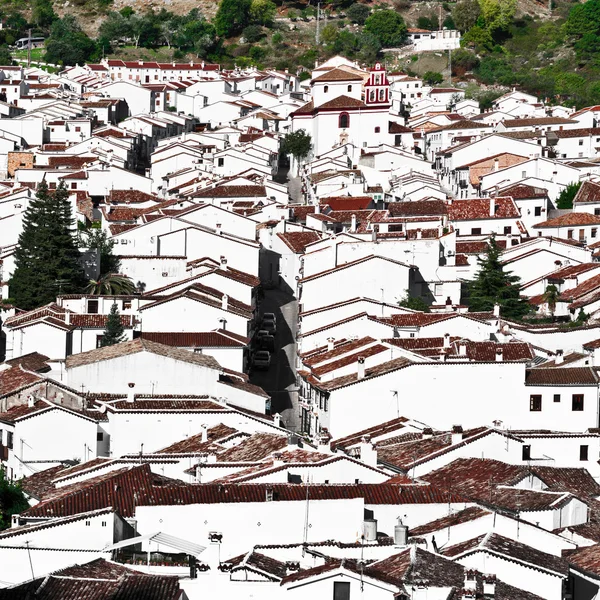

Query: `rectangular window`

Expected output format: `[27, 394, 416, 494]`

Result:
[567, 229, 574, 239]
[579, 140, 584, 146]
[6, 431, 13, 449]
[554, 394, 561, 403]
[471, 227, 482, 235]
[593, 229, 598, 239]
[334, 581, 351, 600]
[580, 445, 589, 461]
[530, 395, 542, 411]
[75, 126, 81, 132]
[504, 226, 512, 235]
[70, 182, 77, 190]
[97, 432, 104, 441]
[374, 126, 380, 133]
[522, 445, 531, 460]
[534, 206, 541, 217]
[88, 299, 99, 314]
[218, 158, 224, 167]
[96, 335, 104, 348]
[573, 394, 584, 411]
[595, 208, 600, 216]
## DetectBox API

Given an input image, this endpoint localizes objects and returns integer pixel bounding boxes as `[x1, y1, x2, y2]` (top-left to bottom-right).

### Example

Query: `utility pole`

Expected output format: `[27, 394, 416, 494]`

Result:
[448, 48, 452, 84]
[315, 2, 321, 46]
[27, 28, 31, 68]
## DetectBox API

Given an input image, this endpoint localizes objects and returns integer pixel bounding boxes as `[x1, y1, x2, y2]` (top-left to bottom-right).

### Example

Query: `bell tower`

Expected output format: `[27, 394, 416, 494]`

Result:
[364, 63, 390, 106]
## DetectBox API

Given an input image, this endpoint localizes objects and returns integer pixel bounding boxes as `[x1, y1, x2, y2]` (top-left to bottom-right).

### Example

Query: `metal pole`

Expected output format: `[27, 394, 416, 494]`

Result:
[315, 2, 321, 46]
[27, 29, 31, 68]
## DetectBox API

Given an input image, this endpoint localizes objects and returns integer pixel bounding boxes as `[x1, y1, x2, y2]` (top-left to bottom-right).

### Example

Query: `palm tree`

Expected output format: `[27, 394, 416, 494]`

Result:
[542, 284, 560, 318]
[85, 273, 136, 296]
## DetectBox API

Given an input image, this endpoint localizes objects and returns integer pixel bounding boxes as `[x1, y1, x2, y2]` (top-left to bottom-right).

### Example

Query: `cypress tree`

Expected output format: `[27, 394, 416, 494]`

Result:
[101, 302, 126, 346]
[10, 181, 86, 310]
[467, 235, 531, 320]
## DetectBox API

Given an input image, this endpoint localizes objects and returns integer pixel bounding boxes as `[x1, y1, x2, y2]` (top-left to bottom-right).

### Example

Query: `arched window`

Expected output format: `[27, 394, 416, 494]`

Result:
[339, 112, 349, 128]
[347, 85, 352, 92]
[379, 89, 385, 101]
[324, 85, 329, 93]
[369, 90, 375, 102]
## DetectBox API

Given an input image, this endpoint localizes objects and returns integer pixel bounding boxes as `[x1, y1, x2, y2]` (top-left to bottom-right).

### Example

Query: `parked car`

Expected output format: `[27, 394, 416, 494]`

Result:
[252, 350, 271, 371]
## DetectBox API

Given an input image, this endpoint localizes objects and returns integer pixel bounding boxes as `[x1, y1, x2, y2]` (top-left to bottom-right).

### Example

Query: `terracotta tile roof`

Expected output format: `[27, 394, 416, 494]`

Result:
[525, 366, 598, 386]
[108, 189, 161, 204]
[192, 184, 266, 198]
[574, 180, 600, 204]
[48, 156, 98, 169]
[568, 543, 600, 577]
[387, 200, 447, 217]
[140, 331, 249, 348]
[450, 340, 534, 362]
[303, 337, 377, 367]
[0, 365, 44, 398]
[503, 117, 576, 128]
[312, 68, 364, 82]
[20, 465, 67, 500]
[533, 212, 600, 228]
[228, 551, 288, 580]
[456, 239, 507, 254]
[277, 231, 321, 253]
[65, 338, 222, 370]
[500, 184, 548, 199]
[321, 196, 373, 211]
[5, 352, 51, 373]
[293, 95, 367, 116]
[330, 418, 409, 451]
[447, 197, 520, 220]
[409, 506, 490, 536]
[156, 424, 239, 454]
[105, 397, 224, 411]
[216, 433, 287, 462]
[389, 121, 413, 134]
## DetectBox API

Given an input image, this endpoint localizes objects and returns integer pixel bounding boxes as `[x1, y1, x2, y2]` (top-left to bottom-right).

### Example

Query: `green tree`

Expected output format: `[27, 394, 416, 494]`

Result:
[0, 471, 28, 530]
[467, 235, 530, 320]
[249, 0, 277, 25]
[31, 0, 56, 28]
[101, 302, 127, 346]
[10, 182, 86, 310]
[98, 11, 132, 45]
[565, 0, 600, 39]
[556, 182, 581, 209]
[0, 46, 14, 66]
[542, 284, 560, 317]
[80, 228, 120, 275]
[398, 291, 430, 312]
[281, 129, 312, 173]
[45, 16, 99, 65]
[357, 32, 381, 62]
[85, 273, 136, 295]
[346, 3, 371, 25]
[417, 15, 439, 30]
[242, 24, 264, 42]
[461, 25, 494, 52]
[214, 0, 251, 37]
[364, 10, 407, 47]
[452, 48, 480, 75]
[423, 71, 444, 85]
[452, 0, 481, 32]
[479, 0, 516, 33]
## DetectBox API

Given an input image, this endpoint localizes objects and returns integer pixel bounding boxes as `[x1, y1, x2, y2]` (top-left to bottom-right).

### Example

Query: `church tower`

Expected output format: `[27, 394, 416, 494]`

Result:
[364, 63, 390, 106]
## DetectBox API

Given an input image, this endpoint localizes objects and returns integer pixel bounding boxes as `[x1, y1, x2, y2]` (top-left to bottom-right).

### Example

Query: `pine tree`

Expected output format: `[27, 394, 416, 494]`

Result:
[101, 302, 126, 347]
[467, 235, 531, 320]
[10, 181, 87, 310]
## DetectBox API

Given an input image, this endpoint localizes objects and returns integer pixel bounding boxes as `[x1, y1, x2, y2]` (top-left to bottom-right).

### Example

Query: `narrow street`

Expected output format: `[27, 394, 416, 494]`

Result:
[249, 288, 300, 432]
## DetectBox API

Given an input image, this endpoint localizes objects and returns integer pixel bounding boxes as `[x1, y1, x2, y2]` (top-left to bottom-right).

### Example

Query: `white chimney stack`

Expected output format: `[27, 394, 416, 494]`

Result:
[459, 341, 467, 356]
[483, 575, 497, 596]
[489, 198, 495, 217]
[274, 413, 282, 428]
[221, 294, 228, 311]
[357, 356, 366, 380]
[201, 424, 208, 443]
[443, 333, 450, 348]
[495, 347, 503, 362]
[494, 158, 499, 172]
[351, 213, 357, 232]
[493, 303, 501, 318]
[452, 425, 463, 444]
[65, 311, 71, 325]
[127, 390, 135, 403]
[359, 435, 377, 467]
[416, 228, 422, 239]
[327, 337, 335, 352]
[556, 349, 564, 365]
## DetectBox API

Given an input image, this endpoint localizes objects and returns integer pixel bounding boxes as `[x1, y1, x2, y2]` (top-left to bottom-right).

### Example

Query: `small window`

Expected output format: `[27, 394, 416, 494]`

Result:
[567, 229, 574, 239]
[324, 85, 329, 93]
[595, 208, 600, 216]
[6, 431, 13, 449]
[522, 445, 531, 460]
[593, 229, 597, 239]
[97, 432, 104, 441]
[534, 206, 542, 217]
[554, 394, 561, 403]
[530, 395, 542, 411]
[101, 521, 107, 527]
[96, 335, 104, 348]
[347, 85, 352, 92]
[75, 126, 81, 132]
[471, 227, 482, 235]
[334, 581, 351, 600]
[85, 521, 91, 526]
[70, 182, 77, 190]
[374, 126, 380, 133]
[573, 394, 584, 411]
[504, 226, 512, 235]
[218, 157, 224, 167]
[339, 112, 349, 129]
[579, 140, 584, 146]
[88, 299, 99, 314]
[580, 445, 589, 461]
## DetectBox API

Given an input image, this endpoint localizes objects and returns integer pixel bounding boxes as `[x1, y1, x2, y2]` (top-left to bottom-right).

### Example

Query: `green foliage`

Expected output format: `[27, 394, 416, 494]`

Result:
[249, 44, 266, 62]
[443, 15, 456, 29]
[467, 235, 530, 320]
[452, 0, 481, 32]
[479, 0, 517, 33]
[451, 48, 480, 75]
[10, 181, 87, 310]
[364, 9, 407, 47]
[417, 15, 439, 30]
[249, 0, 277, 26]
[0, 471, 28, 530]
[0, 46, 14, 65]
[461, 24, 494, 51]
[45, 15, 99, 65]
[85, 273, 136, 295]
[31, 0, 56, 29]
[243, 24, 264, 42]
[281, 129, 312, 162]
[214, 0, 251, 37]
[101, 302, 127, 346]
[423, 70, 443, 85]
[556, 182, 581, 209]
[398, 291, 430, 312]
[542, 284, 560, 316]
[80, 227, 120, 275]
[346, 3, 371, 25]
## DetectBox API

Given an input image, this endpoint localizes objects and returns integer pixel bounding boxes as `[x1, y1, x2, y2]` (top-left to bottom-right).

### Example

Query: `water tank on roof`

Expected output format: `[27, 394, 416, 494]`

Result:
[362, 519, 377, 542]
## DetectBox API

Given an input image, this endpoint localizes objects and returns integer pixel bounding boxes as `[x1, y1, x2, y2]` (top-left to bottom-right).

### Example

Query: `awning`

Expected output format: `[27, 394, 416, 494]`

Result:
[104, 532, 206, 558]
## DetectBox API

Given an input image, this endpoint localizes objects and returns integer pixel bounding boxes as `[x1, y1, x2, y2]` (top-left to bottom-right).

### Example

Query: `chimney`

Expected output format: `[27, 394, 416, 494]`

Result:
[493, 303, 501, 318]
[483, 574, 497, 596]
[464, 569, 477, 591]
[350, 213, 357, 232]
[416, 228, 422, 240]
[327, 337, 335, 352]
[494, 158, 499, 172]
[357, 356, 366, 380]
[201, 424, 208, 443]
[422, 427, 433, 439]
[556, 349, 564, 365]
[317, 430, 332, 453]
[495, 347, 504, 362]
[220, 255, 227, 266]
[65, 311, 71, 325]
[359, 435, 377, 467]
[489, 198, 495, 217]
[27, 394, 35, 408]
[443, 333, 450, 348]
[452, 425, 463, 444]
[272, 451, 284, 467]
[274, 413, 282, 428]
[458, 341, 467, 356]
[315, 204, 320, 214]
[127, 390, 135, 403]
[221, 294, 228, 311]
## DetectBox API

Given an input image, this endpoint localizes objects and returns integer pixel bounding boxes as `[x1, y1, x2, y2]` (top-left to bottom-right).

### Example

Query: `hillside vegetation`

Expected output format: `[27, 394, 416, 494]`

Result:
[3, 0, 600, 107]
